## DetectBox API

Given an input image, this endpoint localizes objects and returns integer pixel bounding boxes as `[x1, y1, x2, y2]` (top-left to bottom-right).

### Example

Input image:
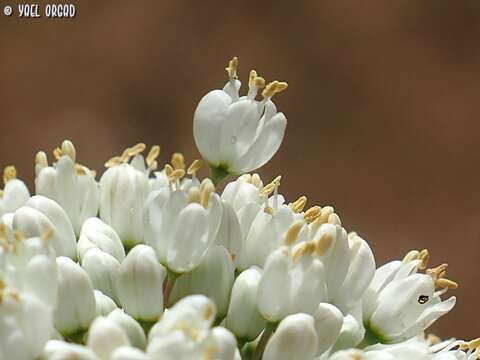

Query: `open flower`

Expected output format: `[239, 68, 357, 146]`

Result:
[363, 251, 457, 344]
[193, 57, 288, 179]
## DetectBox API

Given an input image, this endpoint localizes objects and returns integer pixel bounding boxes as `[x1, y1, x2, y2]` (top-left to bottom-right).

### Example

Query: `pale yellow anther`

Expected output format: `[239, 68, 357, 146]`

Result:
[264, 206, 273, 215]
[0, 277, 5, 290]
[292, 241, 316, 261]
[427, 263, 448, 280]
[168, 169, 185, 183]
[204, 305, 215, 321]
[164, 164, 174, 177]
[435, 278, 458, 290]
[0, 223, 6, 239]
[128, 143, 146, 157]
[316, 233, 333, 256]
[328, 213, 342, 226]
[403, 250, 420, 263]
[35, 151, 48, 169]
[3, 166, 17, 185]
[53, 147, 62, 161]
[283, 221, 304, 246]
[171, 153, 185, 170]
[41, 227, 54, 242]
[146, 145, 161, 168]
[249, 70, 266, 90]
[200, 182, 215, 209]
[200, 178, 215, 194]
[291, 196, 307, 213]
[13, 230, 23, 242]
[249, 70, 258, 87]
[251, 173, 262, 188]
[225, 56, 239, 79]
[261, 183, 275, 197]
[304, 206, 321, 224]
[75, 164, 87, 176]
[188, 187, 201, 204]
[104, 156, 123, 168]
[61, 140, 76, 162]
[319, 206, 334, 223]
[468, 338, 480, 350]
[262, 80, 288, 99]
[187, 159, 203, 176]
[419, 249, 430, 270]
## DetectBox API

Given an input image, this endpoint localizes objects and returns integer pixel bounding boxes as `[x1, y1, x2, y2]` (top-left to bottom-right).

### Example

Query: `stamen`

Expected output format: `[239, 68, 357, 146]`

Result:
[171, 153, 185, 170]
[225, 56, 238, 80]
[419, 249, 430, 270]
[187, 159, 203, 176]
[61, 140, 76, 162]
[290, 196, 307, 213]
[319, 206, 334, 223]
[315, 233, 333, 256]
[304, 206, 321, 224]
[13, 230, 23, 242]
[53, 147, 62, 161]
[264, 206, 273, 215]
[188, 187, 201, 204]
[200, 181, 215, 209]
[204, 305, 215, 321]
[128, 143, 146, 157]
[283, 221, 304, 246]
[146, 145, 161, 168]
[41, 227, 54, 243]
[251, 173, 262, 188]
[167, 169, 185, 183]
[468, 338, 480, 350]
[292, 241, 316, 261]
[427, 334, 441, 345]
[262, 80, 288, 100]
[35, 151, 48, 171]
[104, 156, 123, 168]
[247, 70, 266, 99]
[328, 213, 341, 226]
[74, 164, 87, 176]
[426, 263, 448, 281]
[3, 165, 17, 185]
[260, 176, 281, 197]
[435, 278, 458, 290]
[403, 250, 420, 263]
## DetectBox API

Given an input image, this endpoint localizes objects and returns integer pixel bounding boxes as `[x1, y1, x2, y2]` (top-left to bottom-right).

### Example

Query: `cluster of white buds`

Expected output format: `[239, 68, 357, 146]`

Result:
[0, 57, 474, 360]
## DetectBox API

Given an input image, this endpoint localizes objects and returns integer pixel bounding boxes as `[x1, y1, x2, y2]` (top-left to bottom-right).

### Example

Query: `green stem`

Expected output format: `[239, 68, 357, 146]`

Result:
[252, 322, 276, 360]
[358, 326, 386, 349]
[64, 329, 87, 344]
[210, 164, 231, 186]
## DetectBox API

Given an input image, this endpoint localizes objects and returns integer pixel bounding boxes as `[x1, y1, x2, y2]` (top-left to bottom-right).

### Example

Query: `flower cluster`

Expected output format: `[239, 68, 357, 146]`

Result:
[0, 57, 477, 360]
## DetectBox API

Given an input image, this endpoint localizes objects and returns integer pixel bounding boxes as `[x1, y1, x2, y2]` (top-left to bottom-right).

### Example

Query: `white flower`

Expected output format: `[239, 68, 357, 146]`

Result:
[99, 161, 148, 249]
[144, 178, 222, 273]
[193, 57, 288, 178]
[82, 248, 120, 302]
[35, 140, 100, 236]
[313, 303, 344, 356]
[263, 313, 318, 360]
[169, 245, 234, 318]
[363, 253, 456, 344]
[0, 166, 30, 216]
[225, 266, 265, 341]
[78, 217, 125, 263]
[94, 290, 118, 316]
[111, 346, 150, 360]
[87, 316, 131, 360]
[108, 309, 147, 350]
[54, 256, 96, 336]
[115, 244, 166, 322]
[0, 289, 53, 360]
[13, 195, 77, 259]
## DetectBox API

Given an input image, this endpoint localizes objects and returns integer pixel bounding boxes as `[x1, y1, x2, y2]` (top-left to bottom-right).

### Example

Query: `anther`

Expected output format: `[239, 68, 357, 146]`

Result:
[164, 164, 174, 177]
[426, 263, 448, 280]
[204, 304, 214, 321]
[200, 181, 215, 209]
[419, 249, 430, 270]
[188, 187, 201, 204]
[41, 227, 55, 243]
[35, 151, 48, 172]
[264, 206, 273, 215]
[187, 159, 203, 176]
[248, 70, 266, 99]
[75, 164, 87, 176]
[127, 143, 146, 157]
[304, 206, 321, 224]
[3, 165, 17, 185]
[168, 169, 185, 183]
[251, 173, 262, 188]
[147, 145, 161, 168]
[225, 56, 239, 80]
[13, 230, 23, 242]
[53, 147, 62, 161]
[427, 334, 441, 345]
[403, 250, 420, 263]
[283, 221, 304, 246]
[290, 196, 307, 213]
[435, 278, 458, 290]
[104, 156, 123, 168]
[262, 80, 288, 99]
[328, 213, 341, 226]
[171, 153, 185, 170]
[319, 206, 334, 224]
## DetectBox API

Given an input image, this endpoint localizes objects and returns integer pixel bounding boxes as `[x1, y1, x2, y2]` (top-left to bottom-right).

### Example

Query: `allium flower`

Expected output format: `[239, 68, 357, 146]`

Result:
[194, 57, 288, 180]
[0, 56, 469, 360]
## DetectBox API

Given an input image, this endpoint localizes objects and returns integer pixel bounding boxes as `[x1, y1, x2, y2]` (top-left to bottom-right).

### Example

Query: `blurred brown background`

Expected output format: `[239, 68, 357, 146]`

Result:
[1, 0, 479, 339]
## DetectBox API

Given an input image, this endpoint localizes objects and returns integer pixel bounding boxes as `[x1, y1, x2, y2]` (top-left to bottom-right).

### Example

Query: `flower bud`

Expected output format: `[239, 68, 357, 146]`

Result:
[108, 309, 147, 350]
[13, 195, 77, 259]
[94, 290, 118, 316]
[78, 217, 125, 263]
[87, 317, 130, 360]
[99, 163, 148, 249]
[82, 248, 120, 302]
[263, 313, 318, 360]
[206, 326, 238, 360]
[225, 266, 265, 341]
[35, 141, 100, 236]
[54, 256, 96, 336]
[169, 245, 234, 318]
[111, 347, 149, 360]
[116, 245, 166, 322]
[0, 173, 30, 216]
[43, 340, 99, 360]
[313, 303, 343, 355]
